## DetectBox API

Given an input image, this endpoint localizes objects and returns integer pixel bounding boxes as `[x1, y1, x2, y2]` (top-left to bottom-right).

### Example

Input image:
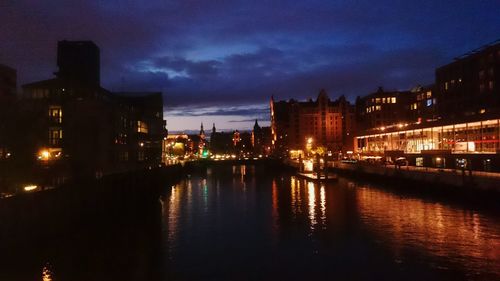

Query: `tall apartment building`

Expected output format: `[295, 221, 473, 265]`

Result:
[271, 90, 356, 153]
[15, 41, 165, 183]
[436, 40, 500, 120]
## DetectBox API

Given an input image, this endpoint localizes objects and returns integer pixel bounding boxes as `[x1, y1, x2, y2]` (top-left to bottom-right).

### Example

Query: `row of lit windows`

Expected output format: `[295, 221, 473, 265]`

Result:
[416, 91, 432, 101]
[371, 97, 397, 104]
[366, 105, 382, 113]
[410, 98, 436, 110]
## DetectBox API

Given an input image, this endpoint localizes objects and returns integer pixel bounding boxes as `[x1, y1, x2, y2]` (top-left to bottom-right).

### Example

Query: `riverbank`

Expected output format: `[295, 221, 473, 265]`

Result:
[0, 164, 183, 251]
[330, 162, 500, 199]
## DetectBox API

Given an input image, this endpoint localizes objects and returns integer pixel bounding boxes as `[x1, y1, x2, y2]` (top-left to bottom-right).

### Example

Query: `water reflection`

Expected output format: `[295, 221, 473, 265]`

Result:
[41, 264, 53, 281]
[158, 165, 500, 280]
[356, 186, 500, 277]
[307, 181, 317, 229]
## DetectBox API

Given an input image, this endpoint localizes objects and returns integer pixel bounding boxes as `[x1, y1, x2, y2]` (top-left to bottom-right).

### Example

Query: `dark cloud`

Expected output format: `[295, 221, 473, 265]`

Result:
[167, 105, 268, 117]
[1, 0, 499, 130]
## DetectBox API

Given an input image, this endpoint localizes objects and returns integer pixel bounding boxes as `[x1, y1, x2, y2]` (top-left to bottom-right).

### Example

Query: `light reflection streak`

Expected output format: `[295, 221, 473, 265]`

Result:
[356, 187, 500, 275]
[308, 181, 317, 229]
[320, 184, 326, 225]
[271, 179, 279, 238]
[167, 185, 181, 257]
[42, 264, 53, 281]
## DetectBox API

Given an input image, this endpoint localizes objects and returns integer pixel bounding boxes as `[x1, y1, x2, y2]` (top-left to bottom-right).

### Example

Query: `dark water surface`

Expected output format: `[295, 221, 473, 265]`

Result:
[2, 164, 499, 280]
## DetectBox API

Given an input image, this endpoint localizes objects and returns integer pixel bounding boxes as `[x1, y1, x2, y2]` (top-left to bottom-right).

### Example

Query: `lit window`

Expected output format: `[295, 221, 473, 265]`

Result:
[48, 106, 62, 123]
[375, 105, 381, 111]
[137, 121, 149, 133]
[426, 91, 432, 98]
[48, 128, 63, 146]
[426, 99, 432, 107]
[391, 97, 396, 103]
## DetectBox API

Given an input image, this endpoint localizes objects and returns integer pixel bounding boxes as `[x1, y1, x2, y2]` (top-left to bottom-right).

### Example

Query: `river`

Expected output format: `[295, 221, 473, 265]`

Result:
[2, 163, 499, 280]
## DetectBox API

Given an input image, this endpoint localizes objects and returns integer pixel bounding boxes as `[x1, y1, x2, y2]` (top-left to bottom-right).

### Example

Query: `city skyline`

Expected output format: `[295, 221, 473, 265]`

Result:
[1, 1, 500, 131]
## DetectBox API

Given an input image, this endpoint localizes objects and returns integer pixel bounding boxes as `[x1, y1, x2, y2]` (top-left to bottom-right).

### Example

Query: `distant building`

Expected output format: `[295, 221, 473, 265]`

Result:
[356, 87, 411, 131]
[251, 120, 272, 155]
[407, 85, 439, 124]
[11, 40, 165, 183]
[271, 89, 356, 153]
[210, 124, 233, 154]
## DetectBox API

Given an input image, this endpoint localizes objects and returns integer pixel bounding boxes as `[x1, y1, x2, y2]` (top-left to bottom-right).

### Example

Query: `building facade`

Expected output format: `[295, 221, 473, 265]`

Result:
[355, 41, 500, 171]
[8, 40, 165, 186]
[436, 40, 500, 120]
[356, 87, 411, 131]
[271, 90, 356, 154]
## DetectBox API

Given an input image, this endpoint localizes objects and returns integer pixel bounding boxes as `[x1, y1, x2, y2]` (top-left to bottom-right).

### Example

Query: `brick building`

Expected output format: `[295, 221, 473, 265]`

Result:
[271, 89, 355, 154]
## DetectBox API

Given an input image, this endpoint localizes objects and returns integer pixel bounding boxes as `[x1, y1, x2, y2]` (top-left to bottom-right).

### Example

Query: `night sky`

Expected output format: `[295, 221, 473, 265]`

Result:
[1, 1, 499, 131]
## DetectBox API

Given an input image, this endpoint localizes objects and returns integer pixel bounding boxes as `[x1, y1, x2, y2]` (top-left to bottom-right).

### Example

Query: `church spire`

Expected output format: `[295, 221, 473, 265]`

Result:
[200, 122, 205, 139]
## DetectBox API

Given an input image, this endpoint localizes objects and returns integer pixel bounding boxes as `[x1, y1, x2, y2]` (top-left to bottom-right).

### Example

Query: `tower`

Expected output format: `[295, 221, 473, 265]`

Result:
[55, 40, 100, 86]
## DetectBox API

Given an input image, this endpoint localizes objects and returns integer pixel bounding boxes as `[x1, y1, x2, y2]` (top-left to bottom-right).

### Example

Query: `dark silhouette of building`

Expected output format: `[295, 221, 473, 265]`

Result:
[251, 120, 272, 155]
[436, 40, 500, 120]
[55, 40, 100, 86]
[10, 40, 165, 185]
[0, 64, 16, 165]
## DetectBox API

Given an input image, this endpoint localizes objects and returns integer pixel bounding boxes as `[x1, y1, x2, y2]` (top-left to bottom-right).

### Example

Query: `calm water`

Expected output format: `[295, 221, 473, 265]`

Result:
[2, 164, 500, 280]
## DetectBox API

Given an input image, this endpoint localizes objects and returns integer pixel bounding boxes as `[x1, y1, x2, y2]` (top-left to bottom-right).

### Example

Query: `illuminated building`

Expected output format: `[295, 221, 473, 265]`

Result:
[14, 40, 165, 181]
[270, 90, 356, 153]
[355, 87, 411, 131]
[355, 41, 500, 171]
[355, 118, 500, 171]
[408, 85, 439, 123]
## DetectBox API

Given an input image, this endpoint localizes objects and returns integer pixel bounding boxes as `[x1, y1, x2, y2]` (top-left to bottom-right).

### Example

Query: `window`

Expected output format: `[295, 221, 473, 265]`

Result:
[48, 106, 62, 123]
[426, 99, 433, 107]
[426, 91, 432, 98]
[137, 121, 149, 133]
[48, 128, 63, 146]
[391, 97, 396, 103]
[119, 151, 129, 161]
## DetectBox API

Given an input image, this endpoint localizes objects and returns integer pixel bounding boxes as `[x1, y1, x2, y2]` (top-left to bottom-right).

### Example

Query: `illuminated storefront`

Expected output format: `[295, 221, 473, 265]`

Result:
[355, 118, 500, 171]
[356, 118, 500, 154]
